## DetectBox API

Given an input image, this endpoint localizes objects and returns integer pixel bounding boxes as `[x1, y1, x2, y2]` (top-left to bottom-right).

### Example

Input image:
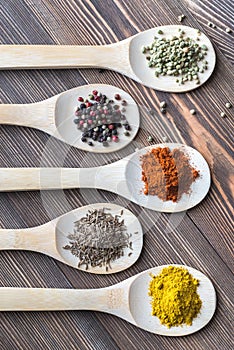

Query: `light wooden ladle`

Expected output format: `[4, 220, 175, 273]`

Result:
[0, 264, 216, 336]
[0, 203, 143, 274]
[0, 84, 140, 153]
[0, 26, 216, 92]
[0, 143, 211, 212]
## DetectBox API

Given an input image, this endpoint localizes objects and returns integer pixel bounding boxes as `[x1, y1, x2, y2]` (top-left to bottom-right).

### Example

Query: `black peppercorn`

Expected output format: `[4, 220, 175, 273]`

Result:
[80, 103, 86, 109]
[124, 124, 131, 131]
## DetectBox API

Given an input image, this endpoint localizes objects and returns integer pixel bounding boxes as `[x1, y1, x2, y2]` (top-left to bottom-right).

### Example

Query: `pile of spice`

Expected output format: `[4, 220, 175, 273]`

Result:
[142, 29, 208, 85]
[141, 147, 199, 202]
[63, 208, 132, 271]
[73, 89, 131, 147]
[149, 266, 202, 328]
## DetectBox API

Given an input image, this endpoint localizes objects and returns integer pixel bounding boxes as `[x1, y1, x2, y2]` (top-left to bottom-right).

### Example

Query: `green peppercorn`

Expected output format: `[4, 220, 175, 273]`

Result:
[160, 101, 167, 108]
[190, 109, 196, 115]
[201, 45, 208, 51]
[178, 15, 185, 22]
[148, 135, 154, 142]
[142, 32, 209, 84]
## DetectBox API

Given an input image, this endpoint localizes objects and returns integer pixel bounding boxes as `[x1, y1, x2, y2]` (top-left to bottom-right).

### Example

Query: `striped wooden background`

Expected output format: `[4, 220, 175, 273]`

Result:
[0, 0, 233, 349]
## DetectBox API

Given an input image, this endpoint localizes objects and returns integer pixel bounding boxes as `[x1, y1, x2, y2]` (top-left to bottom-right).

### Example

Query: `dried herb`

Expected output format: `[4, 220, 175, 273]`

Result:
[141, 147, 199, 202]
[63, 208, 132, 271]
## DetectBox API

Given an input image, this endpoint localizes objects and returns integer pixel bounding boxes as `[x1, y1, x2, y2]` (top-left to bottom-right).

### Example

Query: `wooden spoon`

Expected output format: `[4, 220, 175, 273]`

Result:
[0, 143, 211, 212]
[0, 264, 216, 336]
[0, 84, 140, 153]
[0, 26, 216, 92]
[0, 203, 143, 274]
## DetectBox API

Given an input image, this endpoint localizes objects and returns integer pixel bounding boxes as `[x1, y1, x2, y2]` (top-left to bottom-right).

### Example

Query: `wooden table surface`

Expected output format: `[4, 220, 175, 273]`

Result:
[0, 1, 233, 349]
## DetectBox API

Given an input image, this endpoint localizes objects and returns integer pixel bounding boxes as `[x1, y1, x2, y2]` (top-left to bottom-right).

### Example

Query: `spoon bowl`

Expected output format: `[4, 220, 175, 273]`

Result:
[0, 84, 140, 153]
[0, 25, 216, 92]
[124, 143, 211, 212]
[0, 143, 211, 212]
[0, 203, 143, 274]
[129, 265, 216, 336]
[0, 265, 216, 336]
[129, 25, 216, 92]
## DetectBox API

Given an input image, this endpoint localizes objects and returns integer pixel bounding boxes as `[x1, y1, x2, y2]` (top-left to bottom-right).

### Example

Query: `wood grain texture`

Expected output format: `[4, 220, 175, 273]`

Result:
[0, 0, 233, 349]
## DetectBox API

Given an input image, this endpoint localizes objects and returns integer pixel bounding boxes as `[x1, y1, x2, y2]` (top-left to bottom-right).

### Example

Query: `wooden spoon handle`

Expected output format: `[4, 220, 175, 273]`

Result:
[0, 228, 31, 251]
[0, 163, 126, 192]
[0, 223, 56, 255]
[0, 102, 49, 129]
[0, 287, 113, 311]
[0, 168, 93, 191]
[0, 43, 129, 71]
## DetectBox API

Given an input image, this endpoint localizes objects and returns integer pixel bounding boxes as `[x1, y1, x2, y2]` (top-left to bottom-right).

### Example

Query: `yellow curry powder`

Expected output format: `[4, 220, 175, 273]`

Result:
[149, 266, 202, 328]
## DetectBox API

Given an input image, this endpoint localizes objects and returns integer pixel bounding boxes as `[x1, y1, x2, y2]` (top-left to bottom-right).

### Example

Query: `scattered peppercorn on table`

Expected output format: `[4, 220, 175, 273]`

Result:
[0, 1, 233, 350]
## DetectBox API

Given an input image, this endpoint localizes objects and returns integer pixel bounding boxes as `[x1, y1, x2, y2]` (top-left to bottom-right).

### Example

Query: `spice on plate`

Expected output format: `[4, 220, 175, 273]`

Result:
[73, 90, 131, 147]
[63, 208, 132, 271]
[149, 266, 202, 328]
[142, 30, 209, 85]
[141, 147, 199, 202]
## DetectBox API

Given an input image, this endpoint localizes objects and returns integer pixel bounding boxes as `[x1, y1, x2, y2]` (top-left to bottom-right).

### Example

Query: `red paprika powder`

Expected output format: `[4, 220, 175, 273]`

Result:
[141, 147, 199, 202]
